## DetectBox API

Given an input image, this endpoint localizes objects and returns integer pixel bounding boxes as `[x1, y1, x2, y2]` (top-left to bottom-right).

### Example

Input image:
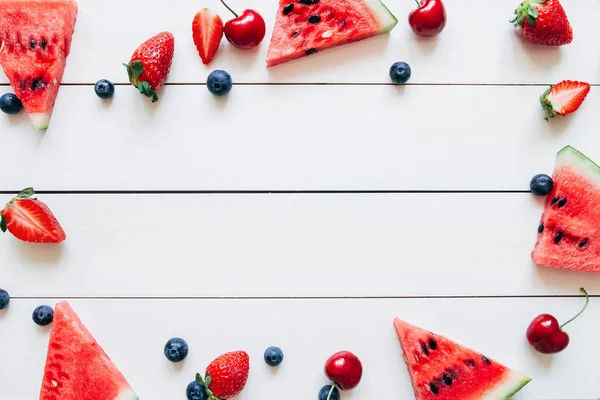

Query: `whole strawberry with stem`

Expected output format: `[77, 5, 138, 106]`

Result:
[511, 0, 572, 46]
[0, 187, 66, 243]
[124, 32, 175, 102]
[196, 351, 250, 399]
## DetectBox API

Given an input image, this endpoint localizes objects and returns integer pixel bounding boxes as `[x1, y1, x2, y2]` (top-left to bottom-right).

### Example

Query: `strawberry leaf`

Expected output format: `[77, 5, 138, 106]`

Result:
[0, 215, 6, 233]
[130, 61, 144, 82]
[136, 81, 160, 102]
[17, 187, 35, 199]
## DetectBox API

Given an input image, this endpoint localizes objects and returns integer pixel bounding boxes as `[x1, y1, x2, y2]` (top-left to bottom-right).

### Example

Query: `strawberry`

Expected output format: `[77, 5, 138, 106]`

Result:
[540, 80, 591, 120]
[123, 32, 175, 102]
[0, 188, 66, 243]
[197, 351, 250, 399]
[511, 0, 573, 46]
[192, 9, 224, 65]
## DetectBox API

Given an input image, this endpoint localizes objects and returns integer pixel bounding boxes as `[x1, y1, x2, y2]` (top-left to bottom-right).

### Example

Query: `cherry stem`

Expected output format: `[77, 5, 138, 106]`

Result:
[326, 384, 336, 400]
[220, 0, 238, 18]
[414, 0, 421, 6]
[560, 287, 589, 329]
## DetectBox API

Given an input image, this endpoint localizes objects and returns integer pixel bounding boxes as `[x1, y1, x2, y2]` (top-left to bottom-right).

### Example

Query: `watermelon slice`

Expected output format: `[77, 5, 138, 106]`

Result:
[394, 318, 531, 400]
[266, 0, 397, 67]
[0, 0, 78, 130]
[532, 146, 600, 272]
[40, 302, 139, 400]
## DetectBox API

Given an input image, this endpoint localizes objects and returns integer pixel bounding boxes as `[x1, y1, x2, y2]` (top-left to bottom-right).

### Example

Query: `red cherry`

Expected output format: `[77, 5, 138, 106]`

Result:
[526, 288, 589, 354]
[324, 351, 363, 390]
[220, 0, 266, 49]
[408, 0, 447, 38]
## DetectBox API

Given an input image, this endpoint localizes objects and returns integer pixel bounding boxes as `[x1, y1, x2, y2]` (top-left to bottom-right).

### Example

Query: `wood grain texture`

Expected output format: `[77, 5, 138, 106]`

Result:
[1, 193, 598, 298]
[2, 85, 598, 191]
[0, 0, 598, 84]
[0, 298, 596, 399]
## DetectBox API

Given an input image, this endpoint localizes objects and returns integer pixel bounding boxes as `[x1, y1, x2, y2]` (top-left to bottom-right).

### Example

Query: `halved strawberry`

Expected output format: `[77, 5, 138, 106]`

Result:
[540, 80, 591, 120]
[0, 188, 66, 243]
[192, 9, 224, 65]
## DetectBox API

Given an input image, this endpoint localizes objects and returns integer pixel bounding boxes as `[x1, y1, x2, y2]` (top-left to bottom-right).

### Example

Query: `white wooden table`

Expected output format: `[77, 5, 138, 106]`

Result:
[1, 0, 599, 399]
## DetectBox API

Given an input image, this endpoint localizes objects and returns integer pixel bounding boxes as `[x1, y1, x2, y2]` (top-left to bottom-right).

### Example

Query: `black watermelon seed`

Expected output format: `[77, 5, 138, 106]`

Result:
[283, 3, 294, 15]
[538, 224, 544, 233]
[299, 0, 317, 4]
[482, 355, 491, 365]
[557, 198, 567, 208]
[442, 373, 452, 386]
[551, 196, 560, 205]
[466, 359, 475, 367]
[421, 342, 429, 355]
[429, 383, 439, 395]
[41, 39, 47, 49]
[31, 79, 45, 90]
[428, 338, 437, 350]
[29, 39, 36, 49]
[554, 231, 563, 243]
[291, 31, 300, 38]
[579, 238, 589, 247]
[305, 48, 317, 55]
[308, 14, 321, 23]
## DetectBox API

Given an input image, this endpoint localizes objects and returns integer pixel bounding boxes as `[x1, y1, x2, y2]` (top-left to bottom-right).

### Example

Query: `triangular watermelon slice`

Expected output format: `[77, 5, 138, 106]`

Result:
[266, 0, 397, 67]
[532, 146, 600, 272]
[394, 318, 531, 400]
[40, 302, 139, 400]
[0, 0, 78, 130]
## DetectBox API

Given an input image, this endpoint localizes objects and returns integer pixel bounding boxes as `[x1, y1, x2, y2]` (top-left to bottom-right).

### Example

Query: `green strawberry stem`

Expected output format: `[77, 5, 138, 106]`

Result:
[560, 288, 589, 328]
[220, 0, 238, 18]
[326, 384, 337, 400]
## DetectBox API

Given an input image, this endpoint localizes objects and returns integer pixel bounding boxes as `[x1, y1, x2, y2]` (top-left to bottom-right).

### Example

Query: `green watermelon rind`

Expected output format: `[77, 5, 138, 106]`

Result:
[555, 145, 600, 187]
[364, 0, 398, 33]
[480, 371, 531, 400]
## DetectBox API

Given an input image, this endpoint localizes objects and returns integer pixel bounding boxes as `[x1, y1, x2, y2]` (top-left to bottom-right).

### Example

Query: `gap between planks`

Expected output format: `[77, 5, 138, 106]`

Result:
[9, 295, 595, 300]
[3, 82, 600, 87]
[0, 190, 530, 195]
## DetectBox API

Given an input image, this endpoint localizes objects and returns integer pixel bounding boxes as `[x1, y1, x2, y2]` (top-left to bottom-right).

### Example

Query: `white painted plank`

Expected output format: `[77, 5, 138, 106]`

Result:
[1, 194, 599, 297]
[0, 298, 595, 399]
[2, 85, 599, 191]
[0, 0, 599, 84]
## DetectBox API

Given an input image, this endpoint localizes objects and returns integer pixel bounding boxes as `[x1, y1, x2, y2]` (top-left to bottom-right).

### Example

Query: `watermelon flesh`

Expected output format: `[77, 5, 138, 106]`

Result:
[266, 0, 397, 67]
[40, 302, 139, 400]
[394, 318, 531, 400]
[532, 146, 600, 272]
[0, 0, 77, 130]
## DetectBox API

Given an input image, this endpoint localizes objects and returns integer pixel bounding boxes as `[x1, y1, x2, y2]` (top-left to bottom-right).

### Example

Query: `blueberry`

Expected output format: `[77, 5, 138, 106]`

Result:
[318, 385, 340, 400]
[164, 337, 189, 363]
[0, 289, 9, 310]
[0, 93, 23, 114]
[530, 174, 553, 196]
[207, 70, 233, 96]
[186, 379, 208, 400]
[32, 305, 54, 326]
[389, 61, 412, 84]
[264, 346, 284, 366]
[95, 79, 115, 99]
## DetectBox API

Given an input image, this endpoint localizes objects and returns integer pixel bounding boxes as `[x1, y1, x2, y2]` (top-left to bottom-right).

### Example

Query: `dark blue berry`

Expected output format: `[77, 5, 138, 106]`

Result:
[389, 61, 412, 84]
[164, 337, 189, 363]
[0, 93, 23, 114]
[264, 346, 284, 366]
[0, 289, 9, 310]
[318, 385, 340, 400]
[32, 305, 54, 326]
[186, 380, 208, 400]
[95, 79, 115, 99]
[530, 174, 553, 196]
[207, 70, 233, 97]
